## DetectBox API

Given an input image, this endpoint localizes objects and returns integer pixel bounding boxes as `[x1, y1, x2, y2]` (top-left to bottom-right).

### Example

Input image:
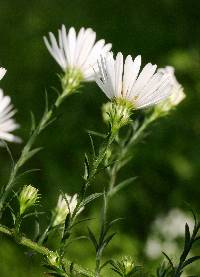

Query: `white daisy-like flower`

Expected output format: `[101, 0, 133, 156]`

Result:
[53, 193, 84, 226]
[96, 52, 172, 109]
[0, 67, 6, 80]
[0, 88, 21, 144]
[44, 25, 112, 81]
[156, 66, 185, 112]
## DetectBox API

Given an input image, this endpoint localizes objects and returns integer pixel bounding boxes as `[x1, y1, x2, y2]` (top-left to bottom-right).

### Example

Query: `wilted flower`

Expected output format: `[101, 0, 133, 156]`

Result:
[156, 66, 185, 113]
[44, 25, 112, 82]
[18, 185, 39, 215]
[0, 88, 21, 144]
[52, 193, 83, 226]
[96, 52, 171, 130]
[0, 67, 6, 80]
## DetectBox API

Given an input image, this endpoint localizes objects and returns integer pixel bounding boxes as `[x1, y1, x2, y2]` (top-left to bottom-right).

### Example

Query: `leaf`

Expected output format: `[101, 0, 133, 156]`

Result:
[84, 154, 90, 180]
[88, 133, 96, 157]
[108, 177, 137, 198]
[30, 111, 36, 134]
[86, 130, 107, 139]
[87, 227, 98, 251]
[162, 252, 175, 272]
[99, 259, 113, 270]
[182, 256, 200, 268]
[16, 168, 41, 180]
[20, 147, 42, 166]
[184, 223, 191, 249]
[70, 217, 94, 229]
[79, 193, 103, 208]
[99, 232, 116, 255]
[1, 140, 15, 168]
[64, 236, 88, 248]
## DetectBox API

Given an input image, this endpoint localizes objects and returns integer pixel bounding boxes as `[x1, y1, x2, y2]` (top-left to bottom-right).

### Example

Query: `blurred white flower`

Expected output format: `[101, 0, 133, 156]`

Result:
[156, 66, 185, 112]
[145, 208, 193, 260]
[53, 193, 83, 226]
[0, 67, 6, 80]
[0, 88, 21, 144]
[44, 25, 112, 81]
[96, 52, 172, 110]
[154, 208, 193, 239]
[145, 237, 179, 260]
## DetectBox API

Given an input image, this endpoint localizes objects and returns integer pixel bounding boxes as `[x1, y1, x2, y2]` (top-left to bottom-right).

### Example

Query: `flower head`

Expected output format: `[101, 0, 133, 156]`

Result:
[0, 88, 21, 144]
[44, 25, 112, 82]
[18, 185, 39, 215]
[156, 66, 185, 113]
[53, 193, 83, 226]
[0, 67, 6, 80]
[96, 52, 172, 110]
[110, 256, 136, 276]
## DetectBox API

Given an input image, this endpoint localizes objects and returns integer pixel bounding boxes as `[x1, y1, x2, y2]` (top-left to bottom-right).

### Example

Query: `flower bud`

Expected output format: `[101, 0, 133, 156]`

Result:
[121, 256, 135, 275]
[102, 98, 132, 132]
[18, 185, 39, 215]
[47, 251, 60, 267]
[61, 68, 83, 97]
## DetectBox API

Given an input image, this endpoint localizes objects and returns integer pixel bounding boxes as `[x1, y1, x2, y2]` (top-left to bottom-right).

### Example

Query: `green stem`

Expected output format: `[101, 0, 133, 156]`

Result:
[0, 224, 53, 256]
[0, 224, 94, 277]
[0, 80, 79, 216]
[108, 113, 157, 194]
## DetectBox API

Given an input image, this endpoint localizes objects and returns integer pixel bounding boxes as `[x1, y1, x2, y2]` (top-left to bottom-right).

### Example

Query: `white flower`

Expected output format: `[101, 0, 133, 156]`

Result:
[96, 52, 172, 109]
[0, 88, 21, 144]
[154, 208, 193, 240]
[145, 208, 194, 260]
[156, 66, 185, 112]
[0, 67, 6, 80]
[44, 25, 112, 81]
[53, 193, 83, 226]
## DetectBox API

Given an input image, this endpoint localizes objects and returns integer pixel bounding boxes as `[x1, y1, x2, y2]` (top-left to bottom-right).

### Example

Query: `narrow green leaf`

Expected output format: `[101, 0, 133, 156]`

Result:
[84, 153, 90, 180]
[162, 252, 175, 272]
[30, 111, 36, 133]
[184, 223, 191, 249]
[87, 227, 98, 251]
[182, 256, 200, 268]
[79, 193, 102, 208]
[108, 177, 137, 198]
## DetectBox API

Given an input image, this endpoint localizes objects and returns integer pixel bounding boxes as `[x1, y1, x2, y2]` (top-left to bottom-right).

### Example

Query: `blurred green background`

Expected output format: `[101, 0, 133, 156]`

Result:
[0, 0, 200, 276]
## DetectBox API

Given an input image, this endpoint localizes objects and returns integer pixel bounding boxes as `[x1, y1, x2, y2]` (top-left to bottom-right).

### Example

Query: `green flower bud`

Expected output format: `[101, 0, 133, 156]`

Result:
[122, 256, 135, 275]
[102, 98, 132, 132]
[47, 251, 60, 267]
[61, 68, 83, 97]
[18, 185, 39, 215]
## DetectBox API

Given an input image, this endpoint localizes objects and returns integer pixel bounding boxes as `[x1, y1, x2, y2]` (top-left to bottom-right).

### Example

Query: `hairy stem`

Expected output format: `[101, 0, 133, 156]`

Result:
[0, 82, 79, 216]
[0, 224, 94, 276]
[108, 113, 157, 193]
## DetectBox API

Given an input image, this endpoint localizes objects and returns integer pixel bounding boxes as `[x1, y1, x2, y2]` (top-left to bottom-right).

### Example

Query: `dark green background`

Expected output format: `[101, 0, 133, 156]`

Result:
[0, 0, 200, 276]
